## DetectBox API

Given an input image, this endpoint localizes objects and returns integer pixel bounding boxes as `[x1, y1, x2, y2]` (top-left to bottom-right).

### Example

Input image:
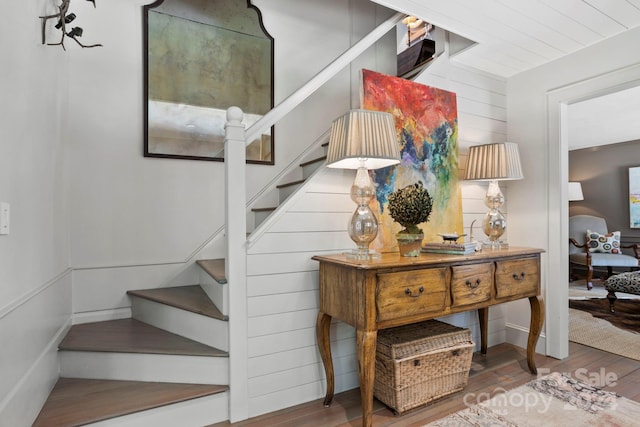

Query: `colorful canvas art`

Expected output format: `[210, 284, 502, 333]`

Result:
[630, 166, 640, 228]
[361, 69, 462, 252]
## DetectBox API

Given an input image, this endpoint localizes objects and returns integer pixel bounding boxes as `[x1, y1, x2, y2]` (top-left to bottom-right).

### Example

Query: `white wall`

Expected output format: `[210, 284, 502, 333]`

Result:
[507, 26, 640, 359]
[0, 1, 73, 425]
[66, 0, 401, 318]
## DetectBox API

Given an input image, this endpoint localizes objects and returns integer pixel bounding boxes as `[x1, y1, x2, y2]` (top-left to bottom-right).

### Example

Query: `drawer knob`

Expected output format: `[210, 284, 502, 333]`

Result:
[512, 272, 526, 281]
[465, 278, 481, 289]
[405, 286, 425, 297]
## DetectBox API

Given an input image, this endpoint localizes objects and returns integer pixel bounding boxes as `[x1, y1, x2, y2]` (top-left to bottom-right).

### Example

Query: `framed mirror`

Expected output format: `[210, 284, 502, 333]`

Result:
[143, 0, 274, 164]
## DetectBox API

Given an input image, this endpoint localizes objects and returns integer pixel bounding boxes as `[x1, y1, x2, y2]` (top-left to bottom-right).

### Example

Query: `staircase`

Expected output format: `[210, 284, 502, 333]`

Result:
[33, 144, 329, 426]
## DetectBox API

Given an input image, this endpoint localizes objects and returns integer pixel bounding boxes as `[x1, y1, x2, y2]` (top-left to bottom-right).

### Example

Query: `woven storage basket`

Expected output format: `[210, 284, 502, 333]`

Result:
[374, 319, 474, 414]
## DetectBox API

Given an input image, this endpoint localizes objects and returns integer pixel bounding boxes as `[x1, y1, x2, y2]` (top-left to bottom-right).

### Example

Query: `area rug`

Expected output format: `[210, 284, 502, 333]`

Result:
[569, 298, 640, 333]
[568, 308, 640, 361]
[425, 372, 640, 426]
[568, 279, 640, 360]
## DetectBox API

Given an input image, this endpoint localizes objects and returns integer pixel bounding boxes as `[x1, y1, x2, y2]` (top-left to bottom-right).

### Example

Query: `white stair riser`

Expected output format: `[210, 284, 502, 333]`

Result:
[301, 160, 324, 179]
[199, 272, 228, 316]
[254, 210, 271, 228]
[278, 184, 301, 203]
[131, 298, 229, 351]
[87, 392, 229, 427]
[59, 351, 229, 384]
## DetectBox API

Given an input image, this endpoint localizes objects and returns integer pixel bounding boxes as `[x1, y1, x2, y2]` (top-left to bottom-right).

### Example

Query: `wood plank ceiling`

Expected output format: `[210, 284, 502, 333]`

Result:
[374, 0, 640, 78]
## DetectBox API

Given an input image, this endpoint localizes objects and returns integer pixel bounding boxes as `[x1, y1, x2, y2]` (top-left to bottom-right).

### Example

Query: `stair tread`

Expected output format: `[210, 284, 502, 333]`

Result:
[196, 259, 227, 284]
[33, 378, 228, 427]
[59, 318, 227, 357]
[277, 178, 305, 189]
[128, 285, 228, 321]
[299, 155, 326, 168]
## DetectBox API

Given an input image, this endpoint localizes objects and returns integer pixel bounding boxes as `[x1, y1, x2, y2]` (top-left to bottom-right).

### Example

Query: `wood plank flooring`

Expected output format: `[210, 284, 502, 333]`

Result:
[209, 342, 640, 427]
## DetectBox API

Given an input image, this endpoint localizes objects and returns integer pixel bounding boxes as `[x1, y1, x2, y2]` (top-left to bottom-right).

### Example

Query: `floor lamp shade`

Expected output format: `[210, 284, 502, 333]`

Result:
[568, 182, 584, 201]
[326, 109, 401, 259]
[464, 142, 523, 247]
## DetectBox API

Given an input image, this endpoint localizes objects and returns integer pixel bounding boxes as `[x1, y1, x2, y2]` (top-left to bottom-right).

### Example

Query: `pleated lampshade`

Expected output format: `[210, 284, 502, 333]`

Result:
[464, 142, 523, 181]
[326, 109, 400, 170]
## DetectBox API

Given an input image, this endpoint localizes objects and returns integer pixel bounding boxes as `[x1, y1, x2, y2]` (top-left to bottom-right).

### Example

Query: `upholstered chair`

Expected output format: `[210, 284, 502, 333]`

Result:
[569, 215, 640, 290]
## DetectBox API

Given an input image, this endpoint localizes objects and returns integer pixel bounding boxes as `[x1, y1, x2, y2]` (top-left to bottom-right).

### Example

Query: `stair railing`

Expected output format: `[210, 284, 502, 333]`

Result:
[223, 11, 404, 423]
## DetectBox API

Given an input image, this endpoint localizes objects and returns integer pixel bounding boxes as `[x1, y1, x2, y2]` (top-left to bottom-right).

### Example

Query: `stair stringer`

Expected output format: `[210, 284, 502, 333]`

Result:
[246, 149, 330, 249]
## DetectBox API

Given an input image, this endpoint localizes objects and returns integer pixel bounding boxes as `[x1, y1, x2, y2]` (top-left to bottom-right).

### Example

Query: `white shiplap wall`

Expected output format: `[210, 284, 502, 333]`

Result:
[244, 58, 508, 418]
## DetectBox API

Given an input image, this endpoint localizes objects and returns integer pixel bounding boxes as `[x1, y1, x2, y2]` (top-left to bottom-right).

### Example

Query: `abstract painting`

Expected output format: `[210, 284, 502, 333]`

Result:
[630, 166, 640, 228]
[361, 69, 462, 252]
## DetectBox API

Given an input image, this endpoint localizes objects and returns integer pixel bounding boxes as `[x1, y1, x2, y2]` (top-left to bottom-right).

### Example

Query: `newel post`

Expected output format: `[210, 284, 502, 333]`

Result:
[224, 106, 249, 421]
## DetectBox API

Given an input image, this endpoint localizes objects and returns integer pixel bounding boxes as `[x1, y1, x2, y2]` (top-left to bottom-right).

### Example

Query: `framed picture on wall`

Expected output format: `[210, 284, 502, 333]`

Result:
[629, 166, 640, 228]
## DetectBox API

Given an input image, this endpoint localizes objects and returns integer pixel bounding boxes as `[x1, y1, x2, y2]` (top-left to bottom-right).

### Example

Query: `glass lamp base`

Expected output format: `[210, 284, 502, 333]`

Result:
[343, 248, 381, 260]
[482, 240, 509, 249]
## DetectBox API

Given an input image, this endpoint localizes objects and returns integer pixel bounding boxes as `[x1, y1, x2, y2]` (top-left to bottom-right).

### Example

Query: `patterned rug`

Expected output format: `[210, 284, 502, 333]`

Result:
[569, 298, 640, 333]
[425, 372, 640, 426]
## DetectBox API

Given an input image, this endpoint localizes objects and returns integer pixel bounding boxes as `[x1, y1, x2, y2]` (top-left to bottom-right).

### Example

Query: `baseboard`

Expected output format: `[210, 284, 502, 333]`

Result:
[73, 307, 132, 325]
[505, 322, 546, 355]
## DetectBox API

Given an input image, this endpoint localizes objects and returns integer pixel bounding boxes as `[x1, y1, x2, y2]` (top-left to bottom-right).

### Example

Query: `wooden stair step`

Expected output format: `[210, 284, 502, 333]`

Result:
[33, 378, 227, 427]
[59, 318, 227, 357]
[299, 155, 326, 168]
[128, 285, 227, 321]
[276, 179, 305, 189]
[196, 259, 227, 284]
[251, 207, 276, 213]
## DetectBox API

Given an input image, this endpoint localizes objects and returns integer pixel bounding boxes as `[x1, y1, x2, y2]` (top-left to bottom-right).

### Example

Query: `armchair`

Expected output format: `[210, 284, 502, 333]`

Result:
[569, 215, 640, 290]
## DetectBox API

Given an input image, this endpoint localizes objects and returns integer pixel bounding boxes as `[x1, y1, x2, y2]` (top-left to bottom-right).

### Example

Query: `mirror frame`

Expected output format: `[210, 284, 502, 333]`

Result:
[142, 0, 275, 164]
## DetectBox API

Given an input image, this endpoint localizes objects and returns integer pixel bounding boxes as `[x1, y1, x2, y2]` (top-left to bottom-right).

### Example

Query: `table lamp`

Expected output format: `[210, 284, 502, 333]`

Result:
[326, 109, 401, 259]
[464, 142, 523, 248]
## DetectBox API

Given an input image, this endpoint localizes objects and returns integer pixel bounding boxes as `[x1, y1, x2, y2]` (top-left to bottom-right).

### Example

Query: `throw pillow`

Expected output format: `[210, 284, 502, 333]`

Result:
[586, 230, 621, 254]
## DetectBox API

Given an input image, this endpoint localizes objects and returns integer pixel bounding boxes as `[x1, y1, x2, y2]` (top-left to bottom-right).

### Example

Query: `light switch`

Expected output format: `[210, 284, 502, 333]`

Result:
[0, 203, 9, 235]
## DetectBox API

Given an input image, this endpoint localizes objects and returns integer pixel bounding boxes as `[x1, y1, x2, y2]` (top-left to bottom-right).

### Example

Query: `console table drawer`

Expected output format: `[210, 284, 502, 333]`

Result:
[495, 258, 539, 299]
[451, 263, 493, 307]
[376, 268, 448, 322]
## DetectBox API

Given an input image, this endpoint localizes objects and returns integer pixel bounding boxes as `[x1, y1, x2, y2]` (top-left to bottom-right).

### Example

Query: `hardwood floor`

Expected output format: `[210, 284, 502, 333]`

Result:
[209, 342, 640, 427]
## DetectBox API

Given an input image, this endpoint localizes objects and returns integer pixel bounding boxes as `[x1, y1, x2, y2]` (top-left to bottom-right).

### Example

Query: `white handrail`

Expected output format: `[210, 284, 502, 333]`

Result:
[245, 12, 405, 144]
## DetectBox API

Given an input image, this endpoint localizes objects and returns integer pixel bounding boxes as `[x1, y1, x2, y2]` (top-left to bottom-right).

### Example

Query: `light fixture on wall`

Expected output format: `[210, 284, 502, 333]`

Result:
[39, 0, 102, 49]
[568, 182, 584, 201]
[326, 109, 401, 260]
[464, 142, 523, 248]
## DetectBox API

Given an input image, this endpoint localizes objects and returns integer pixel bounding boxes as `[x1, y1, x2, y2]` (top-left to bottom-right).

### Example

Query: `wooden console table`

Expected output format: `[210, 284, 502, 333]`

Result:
[313, 247, 544, 427]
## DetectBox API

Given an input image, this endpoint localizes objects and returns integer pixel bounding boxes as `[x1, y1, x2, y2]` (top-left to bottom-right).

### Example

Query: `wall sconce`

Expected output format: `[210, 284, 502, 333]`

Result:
[39, 0, 102, 49]
[464, 142, 523, 248]
[568, 182, 584, 201]
[326, 110, 401, 260]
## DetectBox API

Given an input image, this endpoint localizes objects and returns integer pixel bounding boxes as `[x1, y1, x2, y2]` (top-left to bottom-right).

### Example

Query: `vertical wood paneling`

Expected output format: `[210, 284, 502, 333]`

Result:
[246, 57, 508, 418]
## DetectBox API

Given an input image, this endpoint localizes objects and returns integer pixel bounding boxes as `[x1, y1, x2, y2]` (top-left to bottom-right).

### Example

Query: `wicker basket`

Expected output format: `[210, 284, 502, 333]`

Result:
[374, 319, 474, 414]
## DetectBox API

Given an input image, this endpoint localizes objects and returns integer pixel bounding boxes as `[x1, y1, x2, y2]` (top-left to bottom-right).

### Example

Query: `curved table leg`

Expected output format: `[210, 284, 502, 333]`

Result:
[316, 311, 334, 406]
[527, 295, 545, 374]
[356, 329, 377, 427]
